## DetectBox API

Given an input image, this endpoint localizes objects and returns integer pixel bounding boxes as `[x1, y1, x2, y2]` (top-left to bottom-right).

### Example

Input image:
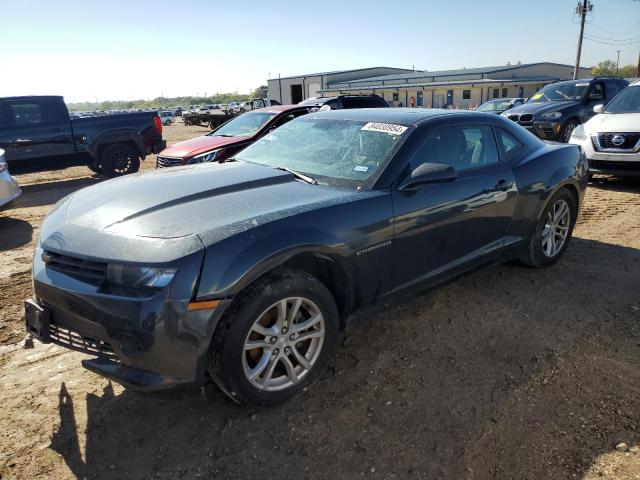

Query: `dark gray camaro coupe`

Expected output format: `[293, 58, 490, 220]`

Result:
[26, 109, 588, 406]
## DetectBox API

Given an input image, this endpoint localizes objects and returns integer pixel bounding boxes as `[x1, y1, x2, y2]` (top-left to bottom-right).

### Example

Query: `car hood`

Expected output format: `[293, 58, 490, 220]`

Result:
[42, 162, 356, 260]
[507, 101, 576, 116]
[583, 113, 640, 134]
[160, 135, 251, 158]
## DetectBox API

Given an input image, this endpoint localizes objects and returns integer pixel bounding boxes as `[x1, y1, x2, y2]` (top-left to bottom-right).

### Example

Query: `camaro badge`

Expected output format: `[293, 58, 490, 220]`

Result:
[356, 240, 392, 256]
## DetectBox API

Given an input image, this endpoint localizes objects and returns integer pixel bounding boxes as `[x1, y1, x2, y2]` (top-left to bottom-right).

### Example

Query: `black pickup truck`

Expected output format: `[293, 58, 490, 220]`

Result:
[0, 96, 166, 176]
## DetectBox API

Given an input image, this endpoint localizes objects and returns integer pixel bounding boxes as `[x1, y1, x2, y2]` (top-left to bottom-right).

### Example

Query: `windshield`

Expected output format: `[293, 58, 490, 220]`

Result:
[477, 100, 513, 112]
[298, 97, 330, 106]
[604, 86, 640, 114]
[528, 81, 590, 103]
[235, 117, 408, 189]
[210, 112, 277, 137]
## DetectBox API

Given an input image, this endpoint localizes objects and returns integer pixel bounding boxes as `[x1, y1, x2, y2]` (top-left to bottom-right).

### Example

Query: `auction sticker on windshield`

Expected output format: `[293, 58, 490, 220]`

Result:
[362, 122, 408, 135]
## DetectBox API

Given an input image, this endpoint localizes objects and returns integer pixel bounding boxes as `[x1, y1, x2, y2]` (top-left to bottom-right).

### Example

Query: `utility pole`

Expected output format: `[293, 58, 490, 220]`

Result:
[615, 50, 621, 76]
[573, 0, 592, 79]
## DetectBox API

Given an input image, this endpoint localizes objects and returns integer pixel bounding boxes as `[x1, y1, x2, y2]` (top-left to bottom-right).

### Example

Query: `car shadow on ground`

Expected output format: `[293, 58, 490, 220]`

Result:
[50, 237, 640, 479]
[0, 217, 33, 251]
[12, 177, 102, 209]
[589, 175, 640, 193]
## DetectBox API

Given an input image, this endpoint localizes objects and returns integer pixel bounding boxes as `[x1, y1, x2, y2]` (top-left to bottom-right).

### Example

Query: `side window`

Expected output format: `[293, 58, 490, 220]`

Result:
[7, 99, 64, 128]
[9, 102, 43, 127]
[605, 81, 621, 99]
[496, 128, 524, 159]
[589, 83, 604, 101]
[270, 113, 295, 130]
[411, 125, 499, 172]
[0, 104, 8, 130]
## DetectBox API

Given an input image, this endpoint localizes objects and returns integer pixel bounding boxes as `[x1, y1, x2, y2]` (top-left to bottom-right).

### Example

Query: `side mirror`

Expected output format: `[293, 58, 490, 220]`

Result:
[593, 104, 604, 113]
[398, 163, 457, 191]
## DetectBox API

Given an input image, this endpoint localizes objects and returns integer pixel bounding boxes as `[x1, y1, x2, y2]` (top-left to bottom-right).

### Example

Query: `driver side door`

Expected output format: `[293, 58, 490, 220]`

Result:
[390, 122, 518, 292]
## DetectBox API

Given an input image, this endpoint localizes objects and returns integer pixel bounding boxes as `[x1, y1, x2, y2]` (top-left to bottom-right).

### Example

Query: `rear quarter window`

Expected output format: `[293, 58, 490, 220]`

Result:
[496, 128, 524, 159]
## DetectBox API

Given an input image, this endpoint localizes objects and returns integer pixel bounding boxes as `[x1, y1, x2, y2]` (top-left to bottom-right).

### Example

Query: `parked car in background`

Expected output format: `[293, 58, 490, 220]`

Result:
[476, 98, 525, 114]
[570, 80, 640, 177]
[299, 94, 389, 110]
[157, 105, 312, 167]
[0, 96, 166, 176]
[159, 111, 176, 126]
[0, 149, 21, 210]
[174, 107, 183, 117]
[27, 109, 587, 407]
[503, 78, 629, 142]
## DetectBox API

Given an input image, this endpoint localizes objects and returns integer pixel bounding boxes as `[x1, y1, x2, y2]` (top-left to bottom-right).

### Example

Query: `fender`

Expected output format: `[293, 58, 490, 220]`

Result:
[196, 225, 355, 300]
[89, 128, 146, 159]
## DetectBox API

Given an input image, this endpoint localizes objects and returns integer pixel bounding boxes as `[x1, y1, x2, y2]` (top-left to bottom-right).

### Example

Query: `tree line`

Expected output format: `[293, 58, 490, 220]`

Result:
[591, 60, 638, 78]
[67, 86, 269, 112]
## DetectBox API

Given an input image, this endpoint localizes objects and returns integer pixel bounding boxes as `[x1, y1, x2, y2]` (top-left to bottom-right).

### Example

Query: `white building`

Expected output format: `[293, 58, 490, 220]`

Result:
[268, 62, 593, 108]
[267, 67, 414, 104]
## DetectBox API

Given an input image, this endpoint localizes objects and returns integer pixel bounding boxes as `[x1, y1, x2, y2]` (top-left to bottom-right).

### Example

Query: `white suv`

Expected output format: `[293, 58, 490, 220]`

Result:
[570, 80, 640, 177]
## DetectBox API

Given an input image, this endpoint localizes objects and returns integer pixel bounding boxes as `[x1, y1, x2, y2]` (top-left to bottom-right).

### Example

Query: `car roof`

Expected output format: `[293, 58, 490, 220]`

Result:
[306, 108, 477, 126]
[251, 105, 311, 114]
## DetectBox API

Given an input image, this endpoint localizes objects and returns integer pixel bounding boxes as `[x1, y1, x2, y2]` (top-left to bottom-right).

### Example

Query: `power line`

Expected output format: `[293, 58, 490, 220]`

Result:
[584, 34, 640, 45]
[584, 31, 640, 42]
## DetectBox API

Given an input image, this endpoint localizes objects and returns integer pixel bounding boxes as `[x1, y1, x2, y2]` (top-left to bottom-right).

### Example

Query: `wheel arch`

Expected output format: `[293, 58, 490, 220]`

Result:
[92, 130, 146, 160]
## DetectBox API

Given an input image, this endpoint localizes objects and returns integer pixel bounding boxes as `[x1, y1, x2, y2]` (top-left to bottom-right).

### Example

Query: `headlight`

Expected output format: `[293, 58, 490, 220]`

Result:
[189, 149, 224, 164]
[106, 264, 176, 289]
[539, 111, 562, 120]
[569, 124, 587, 142]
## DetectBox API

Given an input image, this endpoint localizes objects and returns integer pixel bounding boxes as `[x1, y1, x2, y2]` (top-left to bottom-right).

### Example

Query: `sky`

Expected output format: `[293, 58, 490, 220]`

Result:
[1, 0, 639, 103]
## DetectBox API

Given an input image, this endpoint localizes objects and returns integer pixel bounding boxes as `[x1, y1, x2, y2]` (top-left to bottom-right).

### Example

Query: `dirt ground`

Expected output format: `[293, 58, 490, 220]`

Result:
[1, 122, 639, 480]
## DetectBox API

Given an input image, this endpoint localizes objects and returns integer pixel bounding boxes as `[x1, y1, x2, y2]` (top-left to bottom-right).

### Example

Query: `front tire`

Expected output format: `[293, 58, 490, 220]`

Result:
[520, 188, 577, 267]
[207, 268, 339, 407]
[560, 119, 579, 143]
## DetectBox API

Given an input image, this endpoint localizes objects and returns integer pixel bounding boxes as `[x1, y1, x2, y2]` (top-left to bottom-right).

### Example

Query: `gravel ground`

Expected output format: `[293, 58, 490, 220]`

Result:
[1, 123, 639, 479]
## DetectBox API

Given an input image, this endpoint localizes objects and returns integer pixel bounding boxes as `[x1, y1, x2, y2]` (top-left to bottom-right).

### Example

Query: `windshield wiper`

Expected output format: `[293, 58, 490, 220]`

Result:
[275, 166, 317, 185]
[214, 134, 235, 137]
[555, 90, 572, 101]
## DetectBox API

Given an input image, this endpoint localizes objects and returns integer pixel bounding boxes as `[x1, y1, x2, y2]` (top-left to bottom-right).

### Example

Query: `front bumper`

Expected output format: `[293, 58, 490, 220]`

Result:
[570, 137, 640, 177]
[0, 170, 22, 210]
[26, 246, 231, 390]
[523, 121, 562, 140]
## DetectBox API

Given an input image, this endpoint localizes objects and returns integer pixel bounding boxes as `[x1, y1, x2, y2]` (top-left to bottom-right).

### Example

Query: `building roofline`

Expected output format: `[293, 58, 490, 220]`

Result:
[267, 66, 414, 82]
[318, 76, 563, 93]
[328, 62, 592, 87]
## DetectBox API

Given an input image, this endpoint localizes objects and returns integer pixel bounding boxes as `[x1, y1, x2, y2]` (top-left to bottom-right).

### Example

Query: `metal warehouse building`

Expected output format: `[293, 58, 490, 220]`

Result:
[268, 62, 592, 108]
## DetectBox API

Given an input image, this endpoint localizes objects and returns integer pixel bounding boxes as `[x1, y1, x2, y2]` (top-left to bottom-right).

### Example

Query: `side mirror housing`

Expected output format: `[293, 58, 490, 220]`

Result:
[593, 104, 604, 114]
[398, 163, 457, 191]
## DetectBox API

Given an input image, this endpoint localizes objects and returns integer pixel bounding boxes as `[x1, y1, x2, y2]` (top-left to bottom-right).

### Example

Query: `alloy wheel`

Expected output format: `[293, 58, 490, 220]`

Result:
[242, 297, 325, 391]
[541, 199, 571, 257]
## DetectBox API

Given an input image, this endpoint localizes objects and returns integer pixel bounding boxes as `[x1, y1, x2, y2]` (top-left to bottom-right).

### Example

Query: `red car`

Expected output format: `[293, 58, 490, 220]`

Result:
[156, 105, 312, 167]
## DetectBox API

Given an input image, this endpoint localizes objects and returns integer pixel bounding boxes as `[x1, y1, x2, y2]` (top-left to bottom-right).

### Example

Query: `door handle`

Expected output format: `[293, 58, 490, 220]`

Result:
[495, 180, 513, 191]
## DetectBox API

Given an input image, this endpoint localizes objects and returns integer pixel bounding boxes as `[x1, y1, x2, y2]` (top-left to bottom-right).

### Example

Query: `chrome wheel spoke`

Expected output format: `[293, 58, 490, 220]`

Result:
[275, 299, 287, 328]
[249, 351, 271, 381]
[294, 329, 324, 343]
[281, 356, 298, 383]
[251, 323, 277, 337]
[541, 199, 571, 258]
[261, 356, 280, 386]
[244, 339, 271, 351]
[287, 298, 303, 329]
[291, 313, 322, 334]
[291, 346, 312, 370]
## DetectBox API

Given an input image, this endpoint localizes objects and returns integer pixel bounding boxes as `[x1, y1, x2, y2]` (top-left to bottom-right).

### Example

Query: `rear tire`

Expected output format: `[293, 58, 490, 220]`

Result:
[100, 143, 140, 177]
[86, 161, 103, 174]
[520, 188, 577, 268]
[207, 268, 339, 407]
[164, 120, 172, 126]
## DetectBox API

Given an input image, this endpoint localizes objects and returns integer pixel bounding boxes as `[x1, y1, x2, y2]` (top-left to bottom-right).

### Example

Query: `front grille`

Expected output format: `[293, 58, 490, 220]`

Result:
[49, 322, 118, 359]
[156, 156, 184, 168]
[507, 113, 533, 126]
[596, 133, 640, 151]
[42, 250, 106, 282]
[590, 160, 640, 171]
